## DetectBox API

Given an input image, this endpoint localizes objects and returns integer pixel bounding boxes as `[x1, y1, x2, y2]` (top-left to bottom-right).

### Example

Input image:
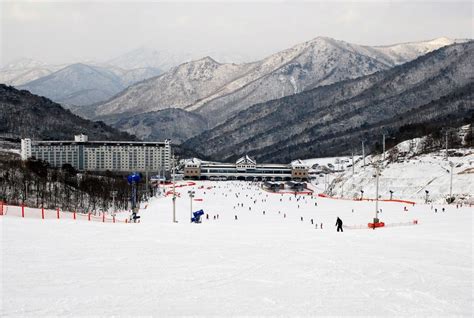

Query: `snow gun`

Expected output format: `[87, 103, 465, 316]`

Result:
[191, 209, 204, 223]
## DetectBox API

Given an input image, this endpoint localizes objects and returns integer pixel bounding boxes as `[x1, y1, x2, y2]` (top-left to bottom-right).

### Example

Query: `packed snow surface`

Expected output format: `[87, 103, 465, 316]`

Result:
[1, 181, 472, 316]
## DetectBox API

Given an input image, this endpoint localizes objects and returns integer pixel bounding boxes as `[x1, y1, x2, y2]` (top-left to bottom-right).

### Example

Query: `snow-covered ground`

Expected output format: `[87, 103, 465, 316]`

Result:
[302, 155, 361, 171]
[1, 180, 472, 316]
[327, 146, 474, 204]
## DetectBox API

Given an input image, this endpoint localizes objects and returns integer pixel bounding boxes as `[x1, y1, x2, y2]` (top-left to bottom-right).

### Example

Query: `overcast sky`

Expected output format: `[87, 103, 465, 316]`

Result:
[1, 0, 472, 66]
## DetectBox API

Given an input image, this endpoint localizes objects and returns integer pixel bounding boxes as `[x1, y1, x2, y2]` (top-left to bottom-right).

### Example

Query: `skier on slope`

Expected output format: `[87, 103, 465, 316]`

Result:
[335, 217, 343, 232]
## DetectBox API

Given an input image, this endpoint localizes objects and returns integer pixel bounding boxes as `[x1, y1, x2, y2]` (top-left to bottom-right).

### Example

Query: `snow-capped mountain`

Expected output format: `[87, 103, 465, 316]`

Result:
[0, 58, 67, 86]
[17, 63, 161, 107]
[184, 41, 473, 162]
[91, 36, 461, 130]
[106, 47, 255, 71]
[92, 56, 257, 116]
[371, 37, 465, 65]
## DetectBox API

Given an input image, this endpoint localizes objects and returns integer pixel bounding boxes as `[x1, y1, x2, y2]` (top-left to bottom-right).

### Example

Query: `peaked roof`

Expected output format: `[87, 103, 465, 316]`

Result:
[236, 155, 256, 165]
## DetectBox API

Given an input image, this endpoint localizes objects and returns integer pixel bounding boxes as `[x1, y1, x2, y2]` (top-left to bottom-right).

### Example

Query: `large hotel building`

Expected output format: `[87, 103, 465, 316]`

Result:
[21, 134, 171, 172]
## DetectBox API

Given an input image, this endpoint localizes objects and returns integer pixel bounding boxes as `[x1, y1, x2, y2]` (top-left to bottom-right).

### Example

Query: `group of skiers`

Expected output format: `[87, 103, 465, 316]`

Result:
[192, 181, 348, 232]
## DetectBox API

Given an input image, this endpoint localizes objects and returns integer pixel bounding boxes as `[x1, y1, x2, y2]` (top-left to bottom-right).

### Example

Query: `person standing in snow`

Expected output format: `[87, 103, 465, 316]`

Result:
[335, 217, 343, 232]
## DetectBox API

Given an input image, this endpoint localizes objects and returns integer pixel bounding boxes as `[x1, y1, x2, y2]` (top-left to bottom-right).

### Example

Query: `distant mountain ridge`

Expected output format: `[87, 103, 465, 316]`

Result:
[183, 41, 474, 162]
[105, 47, 255, 71]
[17, 63, 161, 107]
[83, 36, 465, 141]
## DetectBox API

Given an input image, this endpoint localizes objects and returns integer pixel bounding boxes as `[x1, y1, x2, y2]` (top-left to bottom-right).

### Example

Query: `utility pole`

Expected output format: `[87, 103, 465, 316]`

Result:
[449, 161, 454, 201]
[145, 167, 149, 200]
[351, 152, 355, 175]
[382, 134, 386, 161]
[374, 163, 380, 223]
[172, 154, 176, 223]
[445, 130, 449, 161]
[188, 190, 195, 222]
[362, 140, 365, 167]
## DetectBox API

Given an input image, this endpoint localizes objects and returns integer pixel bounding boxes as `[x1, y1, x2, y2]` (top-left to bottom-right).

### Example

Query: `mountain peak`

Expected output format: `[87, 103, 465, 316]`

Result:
[197, 56, 220, 64]
[427, 37, 455, 45]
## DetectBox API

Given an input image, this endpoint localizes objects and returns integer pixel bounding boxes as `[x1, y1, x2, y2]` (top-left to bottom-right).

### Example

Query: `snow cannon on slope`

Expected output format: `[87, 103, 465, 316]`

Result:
[191, 209, 205, 223]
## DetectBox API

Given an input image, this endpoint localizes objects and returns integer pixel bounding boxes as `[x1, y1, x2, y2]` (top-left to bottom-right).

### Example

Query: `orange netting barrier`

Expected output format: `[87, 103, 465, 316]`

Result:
[318, 193, 416, 205]
[0, 203, 131, 224]
[263, 188, 314, 195]
[344, 220, 419, 230]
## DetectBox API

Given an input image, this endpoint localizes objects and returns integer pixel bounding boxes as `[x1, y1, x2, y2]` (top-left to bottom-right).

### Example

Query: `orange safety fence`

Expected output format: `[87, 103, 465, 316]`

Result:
[318, 193, 416, 205]
[165, 191, 181, 197]
[263, 189, 314, 195]
[0, 203, 131, 224]
[344, 220, 418, 230]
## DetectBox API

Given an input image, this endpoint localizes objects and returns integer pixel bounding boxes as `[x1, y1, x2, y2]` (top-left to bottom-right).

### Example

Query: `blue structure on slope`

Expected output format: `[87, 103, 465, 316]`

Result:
[191, 209, 205, 223]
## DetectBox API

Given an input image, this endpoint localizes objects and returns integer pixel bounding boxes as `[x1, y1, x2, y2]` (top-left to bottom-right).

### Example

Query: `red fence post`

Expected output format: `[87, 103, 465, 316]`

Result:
[56, 207, 60, 219]
[73, 211, 76, 220]
[21, 204, 25, 218]
[41, 207, 44, 219]
[88, 212, 91, 221]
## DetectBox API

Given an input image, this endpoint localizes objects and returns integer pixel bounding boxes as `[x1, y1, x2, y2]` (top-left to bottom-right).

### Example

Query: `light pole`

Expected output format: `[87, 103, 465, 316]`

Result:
[382, 133, 386, 161]
[425, 190, 429, 204]
[188, 190, 195, 222]
[445, 130, 449, 161]
[172, 154, 177, 223]
[374, 163, 381, 224]
[389, 190, 393, 201]
[145, 166, 149, 200]
[351, 152, 355, 175]
[362, 140, 366, 167]
[360, 189, 364, 201]
[449, 161, 454, 202]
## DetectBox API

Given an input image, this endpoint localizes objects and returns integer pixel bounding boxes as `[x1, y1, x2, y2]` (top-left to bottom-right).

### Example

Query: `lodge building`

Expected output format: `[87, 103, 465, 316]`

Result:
[21, 134, 171, 173]
[183, 155, 309, 181]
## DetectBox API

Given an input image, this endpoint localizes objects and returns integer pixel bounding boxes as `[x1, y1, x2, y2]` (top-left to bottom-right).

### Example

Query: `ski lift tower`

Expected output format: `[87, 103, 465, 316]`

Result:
[127, 172, 141, 222]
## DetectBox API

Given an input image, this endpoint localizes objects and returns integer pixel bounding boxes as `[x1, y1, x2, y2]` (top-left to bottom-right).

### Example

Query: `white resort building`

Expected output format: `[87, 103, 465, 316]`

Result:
[20, 134, 172, 173]
[183, 155, 309, 181]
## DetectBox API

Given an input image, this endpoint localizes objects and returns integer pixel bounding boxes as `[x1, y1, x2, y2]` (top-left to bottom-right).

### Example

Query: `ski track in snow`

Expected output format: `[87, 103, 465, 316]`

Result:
[1, 180, 472, 316]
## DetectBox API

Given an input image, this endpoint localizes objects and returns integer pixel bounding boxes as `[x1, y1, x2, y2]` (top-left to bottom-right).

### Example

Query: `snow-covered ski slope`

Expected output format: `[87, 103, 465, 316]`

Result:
[1, 181, 472, 316]
[304, 142, 474, 204]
